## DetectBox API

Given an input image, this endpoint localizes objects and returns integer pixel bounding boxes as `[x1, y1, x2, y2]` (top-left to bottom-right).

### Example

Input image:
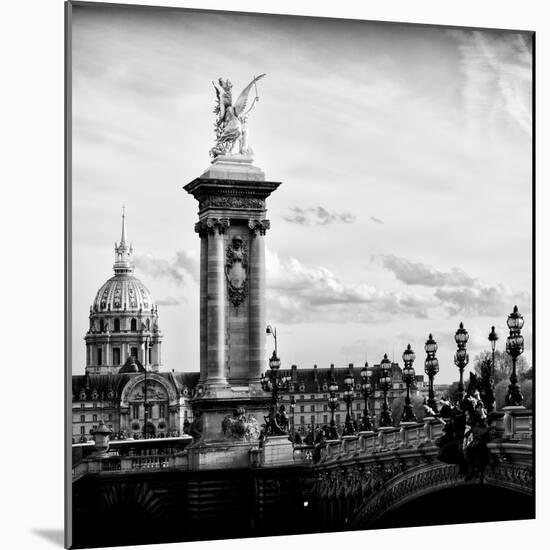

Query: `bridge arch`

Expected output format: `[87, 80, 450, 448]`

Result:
[349, 461, 533, 529]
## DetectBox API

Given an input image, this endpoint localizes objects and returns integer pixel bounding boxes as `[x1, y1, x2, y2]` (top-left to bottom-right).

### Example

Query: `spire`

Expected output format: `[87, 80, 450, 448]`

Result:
[121, 205, 127, 245]
[114, 207, 134, 275]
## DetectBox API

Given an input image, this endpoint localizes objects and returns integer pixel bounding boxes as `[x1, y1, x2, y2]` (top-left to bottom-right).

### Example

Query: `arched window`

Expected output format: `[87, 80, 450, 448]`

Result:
[114, 318, 120, 332]
[131, 347, 138, 360]
[146, 318, 150, 330]
[131, 318, 137, 331]
[99, 319, 105, 332]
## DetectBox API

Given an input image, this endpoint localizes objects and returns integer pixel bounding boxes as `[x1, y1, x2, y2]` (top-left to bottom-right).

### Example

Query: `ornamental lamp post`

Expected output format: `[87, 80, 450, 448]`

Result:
[454, 322, 469, 402]
[328, 379, 339, 439]
[424, 334, 440, 414]
[401, 344, 417, 423]
[488, 326, 499, 383]
[266, 324, 278, 356]
[378, 354, 394, 428]
[505, 306, 525, 407]
[289, 394, 296, 438]
[342, 371, 356, 436]
[260, 350, 291, 435]
[359, 362, 374, 431]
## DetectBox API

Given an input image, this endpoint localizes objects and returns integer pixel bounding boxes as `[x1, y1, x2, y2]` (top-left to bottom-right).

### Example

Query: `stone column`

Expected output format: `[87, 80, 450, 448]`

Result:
[205, 218, 229, 386]
[195, 222, 208, 384]
[248, 219, 270, 385]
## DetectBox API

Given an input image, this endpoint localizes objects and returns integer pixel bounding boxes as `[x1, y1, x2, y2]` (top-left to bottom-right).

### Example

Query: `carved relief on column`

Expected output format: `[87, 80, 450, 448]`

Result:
[225, 235, 249, 307]
[248, 219, 271, 237]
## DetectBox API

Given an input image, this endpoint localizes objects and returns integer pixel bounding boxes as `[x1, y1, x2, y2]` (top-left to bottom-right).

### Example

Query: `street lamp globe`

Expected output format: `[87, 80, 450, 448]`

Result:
[402, 343, 416, 366]
[269, 350, 281, 370]
[424, 334, 438, 355]
[454, 322, 469, 347]
[507, 305, 524, 331]
[488, 326, 499, 352]
[360, 362, 369, 380]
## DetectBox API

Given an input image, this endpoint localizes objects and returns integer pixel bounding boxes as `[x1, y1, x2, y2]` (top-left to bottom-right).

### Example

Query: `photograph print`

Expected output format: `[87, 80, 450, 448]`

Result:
[66, 2, 534, 548]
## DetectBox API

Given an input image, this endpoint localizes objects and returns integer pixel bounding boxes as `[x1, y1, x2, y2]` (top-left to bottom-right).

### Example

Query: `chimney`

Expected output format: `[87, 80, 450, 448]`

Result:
[291, 364, 298, 383]
[313, 364, 318, 382]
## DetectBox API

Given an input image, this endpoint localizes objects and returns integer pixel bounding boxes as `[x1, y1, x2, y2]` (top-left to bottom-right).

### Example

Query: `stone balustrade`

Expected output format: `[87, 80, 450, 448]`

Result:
[316, 411, 532, 465]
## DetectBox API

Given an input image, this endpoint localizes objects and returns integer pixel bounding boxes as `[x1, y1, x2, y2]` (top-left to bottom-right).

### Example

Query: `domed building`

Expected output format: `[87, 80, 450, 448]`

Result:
[72, 210, 198, 442]
[85, 209, 163, 375]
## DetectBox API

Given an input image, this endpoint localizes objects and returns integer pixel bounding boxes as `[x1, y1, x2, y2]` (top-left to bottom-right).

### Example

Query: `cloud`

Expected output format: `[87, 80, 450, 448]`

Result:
[435, 284, 530, 317]
[283, 206, 356, 226]
[156, 296, 181, 306]
[266, 250, 436, 324]
[377, 254, 476, 287]
[134, 250, 198, 286]
[449, 30, 532, 136]
[369, 216, 384, 224]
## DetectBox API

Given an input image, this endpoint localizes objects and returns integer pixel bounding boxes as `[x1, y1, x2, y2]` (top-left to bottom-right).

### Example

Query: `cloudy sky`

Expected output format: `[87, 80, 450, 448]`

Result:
[70, 4, 532, 382]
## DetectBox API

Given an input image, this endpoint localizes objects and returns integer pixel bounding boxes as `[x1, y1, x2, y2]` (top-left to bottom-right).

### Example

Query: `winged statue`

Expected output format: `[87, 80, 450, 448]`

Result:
[209, 74, 266, 158]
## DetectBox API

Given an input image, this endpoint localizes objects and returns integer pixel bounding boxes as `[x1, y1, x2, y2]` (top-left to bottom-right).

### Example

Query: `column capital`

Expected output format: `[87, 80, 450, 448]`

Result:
[248, 218, 271, 237]
[195, 217, 230, 237]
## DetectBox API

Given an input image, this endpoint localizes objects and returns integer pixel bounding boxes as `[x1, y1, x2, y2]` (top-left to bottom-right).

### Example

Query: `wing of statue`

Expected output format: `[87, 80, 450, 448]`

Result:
[212, 80, 223, 102]
[233, 73, 266, 116]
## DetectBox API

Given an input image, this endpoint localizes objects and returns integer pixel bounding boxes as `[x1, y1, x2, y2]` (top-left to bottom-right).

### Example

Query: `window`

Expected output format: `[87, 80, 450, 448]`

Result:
[300, 416, 305, 425]
[113, 348, 121, 365]
[323, 404, 328, 412]
[146, 318, 150, 330]
[356, 403, 361, 410]
[132, 404, 140, 418]
[108, 414, 113, 421]
[310, 405, 315, 412]
[80, 415, 85, 423]
[92, 414, 97, 422]
[310, 395, 315, 400]
[148, 347, 152, 364]
[114, 318, 120, 332]
[99, 319, 105, 332]
[80, 426, 85, 435]
[131, 347, 138, 360]
[97, 347, 102, 366]
[323, 415, 328, 424]
[336, 414, 341, 423]
[310, 415, 315, 425]
[80, 403, 85, 409]
[300, 395, 305, 400]
[131, 318, 137, 331]
[299, 405, 304, 413]
[159, 404, 166, 417]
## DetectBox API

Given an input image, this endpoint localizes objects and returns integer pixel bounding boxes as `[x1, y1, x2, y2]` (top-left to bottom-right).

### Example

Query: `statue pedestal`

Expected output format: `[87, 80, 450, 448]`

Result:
[186, 393, 271, 470]
[262, 435, 294, 467]
[201, 155, 265, 181]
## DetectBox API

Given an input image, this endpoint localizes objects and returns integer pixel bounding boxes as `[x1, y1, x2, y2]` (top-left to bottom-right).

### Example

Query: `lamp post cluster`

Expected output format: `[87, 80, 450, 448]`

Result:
[265, 305, 527, 443]
[505, 305, 525, 407]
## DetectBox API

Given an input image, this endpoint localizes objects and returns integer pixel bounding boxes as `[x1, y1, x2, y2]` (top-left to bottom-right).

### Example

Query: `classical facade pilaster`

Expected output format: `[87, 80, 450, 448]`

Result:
[195, 218, 230, 387]
[248, 219, 270, 384]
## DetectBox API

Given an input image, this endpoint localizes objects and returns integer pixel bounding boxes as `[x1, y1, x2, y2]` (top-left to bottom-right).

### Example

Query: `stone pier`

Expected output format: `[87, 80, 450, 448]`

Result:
[184, 155, 281, 467]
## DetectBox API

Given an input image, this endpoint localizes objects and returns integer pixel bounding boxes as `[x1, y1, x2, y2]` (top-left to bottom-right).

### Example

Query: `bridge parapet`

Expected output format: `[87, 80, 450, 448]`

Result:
[318, 409, 532, 465]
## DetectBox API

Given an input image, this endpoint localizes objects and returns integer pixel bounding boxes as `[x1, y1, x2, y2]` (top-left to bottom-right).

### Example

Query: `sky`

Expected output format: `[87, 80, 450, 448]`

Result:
[70, 4, 533, 383]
